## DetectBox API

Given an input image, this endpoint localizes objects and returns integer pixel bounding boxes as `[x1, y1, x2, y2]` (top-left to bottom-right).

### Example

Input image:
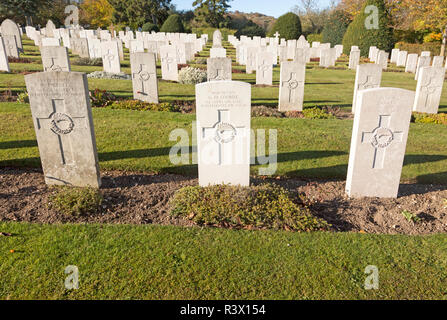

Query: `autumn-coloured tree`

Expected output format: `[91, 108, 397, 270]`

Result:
[81, 0, 114, 28]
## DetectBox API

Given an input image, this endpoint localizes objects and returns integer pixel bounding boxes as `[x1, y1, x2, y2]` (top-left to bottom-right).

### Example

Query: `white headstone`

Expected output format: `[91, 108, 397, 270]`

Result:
[160, 45, 178, 81]
[346, 88, 415, 198]
[352, 64, 382, 113]
[397, 51, 408, 67]
[130, 52, 158, 103]
[256, 52, 273, 85]
[414, 66, 445, 114]
[210, 47, 226, 58]
[3, 35, 19, 58]
[24, 71, 101, 188]
[415, 56, 431, 80]
[432, 56, 444, 67]
[390, 48, 400, 64]
[101, 41, 120, 73]
[349, 50, 361, 70]
[41, 46, 71, 72]
[213, 30, 222, 48]
[0, 19, 23, 52]
[195, 81, 251, 186]
[278, 61, 306, 112]
[207, 57, 232, 81]
[405, 53, 418, 73]
[0, 36, 10, 72]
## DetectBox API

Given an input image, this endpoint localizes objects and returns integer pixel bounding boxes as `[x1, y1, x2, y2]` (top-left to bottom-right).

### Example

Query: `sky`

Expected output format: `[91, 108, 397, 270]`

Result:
[172, 0, 335, 18]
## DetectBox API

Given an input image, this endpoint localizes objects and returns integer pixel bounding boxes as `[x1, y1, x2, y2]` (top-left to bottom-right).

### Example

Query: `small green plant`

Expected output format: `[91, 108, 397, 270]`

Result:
[412, 112, 447, 125]
[48, 186, 103, 217]
[169, 183, 330, 232]
[302, 107, 335, 119]
[16, 91, 29, 103]
[178, 67, 207, 84]
[73, 57, 103, 66]
[89, 88, 116, 108]
[108, 100, 180, 112]
[401, 210, 421, 223]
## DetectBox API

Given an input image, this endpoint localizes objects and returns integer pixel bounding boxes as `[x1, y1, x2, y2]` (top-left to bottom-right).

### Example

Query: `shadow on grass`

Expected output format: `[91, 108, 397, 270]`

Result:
[0, 140, 37, 149]
[404, 154, 447, 165]
[415, 171, 447, 186]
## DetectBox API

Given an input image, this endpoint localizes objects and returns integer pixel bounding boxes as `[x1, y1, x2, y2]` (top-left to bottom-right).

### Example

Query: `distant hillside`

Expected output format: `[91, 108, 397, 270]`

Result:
[228, 11, 276, 32]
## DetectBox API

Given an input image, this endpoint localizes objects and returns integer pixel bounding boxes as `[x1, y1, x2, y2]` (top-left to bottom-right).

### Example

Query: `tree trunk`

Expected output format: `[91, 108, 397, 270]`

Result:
[441, 25, 447, 57]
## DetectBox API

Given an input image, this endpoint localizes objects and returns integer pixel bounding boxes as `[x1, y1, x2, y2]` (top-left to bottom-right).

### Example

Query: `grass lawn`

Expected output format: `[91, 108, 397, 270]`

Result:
[1, 37, 447, 300]
[1, 221, 447, 299]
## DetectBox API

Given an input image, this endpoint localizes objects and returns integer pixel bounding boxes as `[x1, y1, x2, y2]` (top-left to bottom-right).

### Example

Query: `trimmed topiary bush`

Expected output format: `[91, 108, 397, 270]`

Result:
[169, 184, 330, 232]
[160, 14, 185, 33]
[342, 0, 394, 56]
[235, 21, 266, 38]
[142, 22, 159, 33]
[269, 12, 302, 40]
[322, 10, 351, 47]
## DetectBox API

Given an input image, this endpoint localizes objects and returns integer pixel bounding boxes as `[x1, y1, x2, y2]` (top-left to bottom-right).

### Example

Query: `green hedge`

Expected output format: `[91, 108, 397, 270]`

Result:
[160, 14, 185, 33]
[269, 12, 302, 40]
[395, 42, 442, 56]
[342, 0, 394, 56]
[191, 27, 236, 41]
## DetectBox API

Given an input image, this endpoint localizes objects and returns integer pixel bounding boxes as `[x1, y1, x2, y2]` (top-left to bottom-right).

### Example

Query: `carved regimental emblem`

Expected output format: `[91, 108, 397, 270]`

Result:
[50, 112, 74, 135]
[215, 122, 237, 144]
[370, 127, 394, 148]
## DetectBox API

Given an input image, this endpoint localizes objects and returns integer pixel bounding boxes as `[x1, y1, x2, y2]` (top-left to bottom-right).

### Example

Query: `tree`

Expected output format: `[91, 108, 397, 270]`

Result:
[235, 21, 266, 38]
[269, 12, 302, 40]
[322, 10, 351, 46]
[0, 0, 51, 25]
[342, 0, 394, 56]
[292, 0, 332, 35]
[160, 14, 184, 32]
[142, 22, 159, 32]
[108, 0, 172, 29]
[81, 0, 114, 28]
[193, 0, 231, 28]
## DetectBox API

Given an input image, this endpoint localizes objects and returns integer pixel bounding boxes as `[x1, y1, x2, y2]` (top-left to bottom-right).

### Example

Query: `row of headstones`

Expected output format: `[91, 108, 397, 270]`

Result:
[24, 67, 419, 199]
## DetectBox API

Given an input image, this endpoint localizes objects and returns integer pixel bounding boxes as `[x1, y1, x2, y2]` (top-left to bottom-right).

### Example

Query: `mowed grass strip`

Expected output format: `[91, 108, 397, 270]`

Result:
[1, 103, 446, 183]
[0, 222, 446, 300]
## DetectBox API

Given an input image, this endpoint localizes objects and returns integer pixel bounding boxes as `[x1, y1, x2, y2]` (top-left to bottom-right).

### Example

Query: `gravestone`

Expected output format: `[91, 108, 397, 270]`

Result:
[246, 47, 257, 74]
[421, 51, 431, 57]
[346, 88, 414, 198]
[160, 45, 178, 81]
[41, 46, 71, 72]
[0, 19, 23, 52]
[377, 50, 389, 70]
[45, 20, 56, 37]
[41, 37, 60, 47]
[71, 38, 90, 58]
[174, 43, 187, 64]
[130, 52, 158, 103]
[368, 46, 377, 60]
[256, 52, 273, 85]
[0, 37, 10, 72]
[319, 48, 334, 68]
[278, 61, 306, 112]
[207, 57, 232, 81]
[413, 66, 445, 114]
[397, 51, 408, 67]
[25, 71, 101, 188]
[195, 81, 251, 186]
[432, 56, 444, 67]
[405, 53, 418, 73]
[352, 64, 382, 113]
[130, 39, 144, 53]
[3, 35, 19, 58]
[415, 56, 431, 80]
[390, 48, 400, 64]
[101, 41, 120, 73]
[349, 49, 360, 70]
[213, 29, 222, 48]
[210, 47, 226, 58]
[87, 38, 101, 59]
[294, 47, 306, 64]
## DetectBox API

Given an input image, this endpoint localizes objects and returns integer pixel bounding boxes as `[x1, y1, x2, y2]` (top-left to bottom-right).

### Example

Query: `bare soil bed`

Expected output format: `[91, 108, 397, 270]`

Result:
[1, 168, 446, 235]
